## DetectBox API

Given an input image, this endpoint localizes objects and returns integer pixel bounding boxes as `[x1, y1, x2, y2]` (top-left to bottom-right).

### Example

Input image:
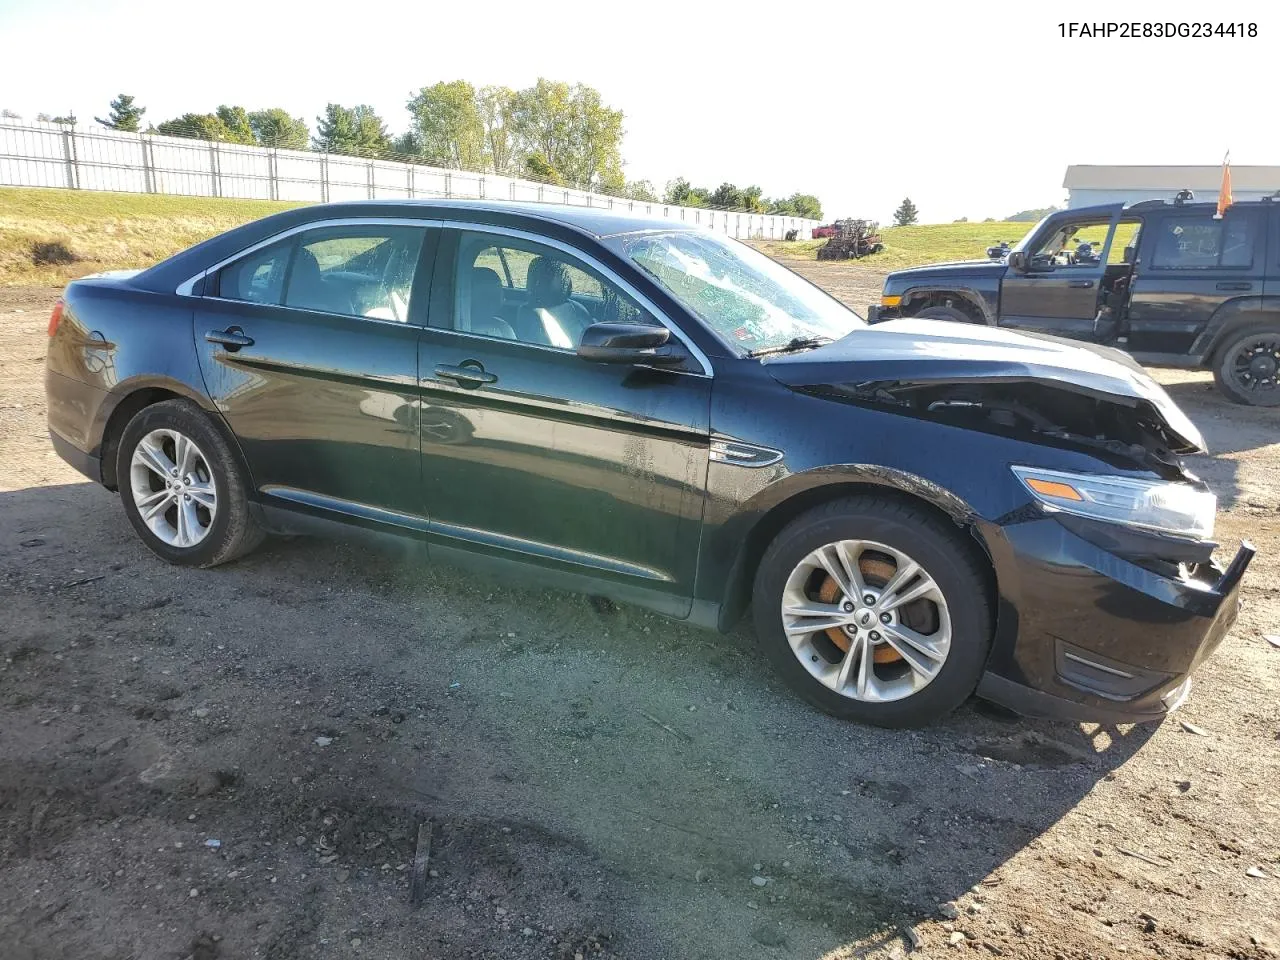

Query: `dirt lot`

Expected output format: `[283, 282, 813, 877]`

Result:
[3, 274, 1279, 960]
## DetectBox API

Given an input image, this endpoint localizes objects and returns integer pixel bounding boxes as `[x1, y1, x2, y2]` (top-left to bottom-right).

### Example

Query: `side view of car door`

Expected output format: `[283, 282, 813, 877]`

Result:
[1124, 207, 1268, 356]
[192, 220, 436, 530]
[414, 225, 714, 617]
[999, 207, 1123, 339]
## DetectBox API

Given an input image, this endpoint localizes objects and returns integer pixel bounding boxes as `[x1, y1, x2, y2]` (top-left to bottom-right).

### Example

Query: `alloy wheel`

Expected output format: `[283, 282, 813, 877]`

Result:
[128, 428, 217, 548]
[779, 539, 952, 702]
[1228, 336, 1280, 396]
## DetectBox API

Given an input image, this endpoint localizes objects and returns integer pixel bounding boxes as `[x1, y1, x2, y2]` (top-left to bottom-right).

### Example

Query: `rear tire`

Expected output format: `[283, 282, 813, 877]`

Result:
[1212, 326, 1280, 406]
[751, 496, 992, 728]
[913, 304, 978, 325]
[116, 399, 264, 567]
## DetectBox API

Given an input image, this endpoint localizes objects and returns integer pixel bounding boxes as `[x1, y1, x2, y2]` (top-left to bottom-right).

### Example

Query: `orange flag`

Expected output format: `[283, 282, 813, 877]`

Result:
[1216, 152, 1233, 219]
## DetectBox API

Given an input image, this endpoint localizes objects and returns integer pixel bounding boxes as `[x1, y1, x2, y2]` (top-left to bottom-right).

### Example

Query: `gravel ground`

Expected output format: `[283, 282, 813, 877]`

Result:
[2, 277, 1279, 960]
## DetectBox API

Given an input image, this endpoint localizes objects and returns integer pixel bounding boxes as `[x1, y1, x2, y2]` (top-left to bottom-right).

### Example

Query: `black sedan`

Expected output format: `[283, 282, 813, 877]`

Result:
[45, 200, 1253, 727]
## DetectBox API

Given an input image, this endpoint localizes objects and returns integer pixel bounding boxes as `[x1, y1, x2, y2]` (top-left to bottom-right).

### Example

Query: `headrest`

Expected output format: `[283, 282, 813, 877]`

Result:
[525, 256, 572, 308]
[470, 266, 504, 319]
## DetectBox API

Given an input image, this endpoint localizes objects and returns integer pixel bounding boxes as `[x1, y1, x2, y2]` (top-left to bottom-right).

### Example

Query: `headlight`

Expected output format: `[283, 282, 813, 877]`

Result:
[1011, 466, 1215, 539]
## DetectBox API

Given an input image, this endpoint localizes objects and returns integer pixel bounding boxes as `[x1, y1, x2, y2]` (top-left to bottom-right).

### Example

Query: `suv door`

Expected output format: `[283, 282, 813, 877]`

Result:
[1125, 207, 1266, 356]
[999, 208, 1122, 338]
[193, 220, 435, 527]
[416, 226, 712, 616]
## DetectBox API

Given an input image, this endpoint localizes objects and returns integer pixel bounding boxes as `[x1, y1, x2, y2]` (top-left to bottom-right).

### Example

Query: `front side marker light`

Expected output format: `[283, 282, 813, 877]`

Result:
[880, 294, 902, 307]
[1024, 477, 1084, 502]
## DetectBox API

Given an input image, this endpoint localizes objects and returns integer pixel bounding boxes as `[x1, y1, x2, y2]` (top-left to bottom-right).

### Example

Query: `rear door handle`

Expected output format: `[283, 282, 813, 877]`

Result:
[434, 362, 497, 388]
[1067, 279, 1095, 289]
[1216, 281, 1253, 291]
[205, 326, 254, 351]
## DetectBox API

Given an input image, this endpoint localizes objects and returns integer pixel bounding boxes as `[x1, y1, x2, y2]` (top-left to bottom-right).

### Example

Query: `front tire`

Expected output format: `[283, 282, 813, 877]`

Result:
[752, 496, 992, 728]
[913, 304, 977, 325]
[117, 399, 264, 567]
[1212, 326, 1280, 406]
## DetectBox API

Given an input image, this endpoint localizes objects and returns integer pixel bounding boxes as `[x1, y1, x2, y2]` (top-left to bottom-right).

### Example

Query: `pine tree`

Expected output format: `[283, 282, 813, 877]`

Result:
[95, 94, 145, 132]
[893, 197, 919, 226]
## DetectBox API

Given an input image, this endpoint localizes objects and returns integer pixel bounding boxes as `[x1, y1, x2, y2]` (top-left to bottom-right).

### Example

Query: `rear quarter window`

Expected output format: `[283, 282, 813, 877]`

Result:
[215, 240, 292, 304]
[1150, 212, 1257, 270]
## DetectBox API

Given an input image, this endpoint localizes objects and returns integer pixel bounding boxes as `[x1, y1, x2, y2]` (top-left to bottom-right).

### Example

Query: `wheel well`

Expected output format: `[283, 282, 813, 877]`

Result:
[1206, 313, 1280, 366]
[903, 292, 984, 323]
[719, 482, 997, 631]
[100, 388, 183, 490]
[99, 390, 253, 495]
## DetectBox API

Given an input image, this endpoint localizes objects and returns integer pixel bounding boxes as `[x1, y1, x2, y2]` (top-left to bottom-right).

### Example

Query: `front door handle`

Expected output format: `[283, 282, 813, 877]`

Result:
[1216, 281, 1253, 291]
[1067, 279, 1095, 289]
[205, 326, 254, 351]
[434, 361, 498, 388]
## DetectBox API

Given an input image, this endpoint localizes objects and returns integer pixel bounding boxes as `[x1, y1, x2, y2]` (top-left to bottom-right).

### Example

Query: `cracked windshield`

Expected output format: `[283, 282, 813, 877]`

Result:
[614, 231, 863, 354]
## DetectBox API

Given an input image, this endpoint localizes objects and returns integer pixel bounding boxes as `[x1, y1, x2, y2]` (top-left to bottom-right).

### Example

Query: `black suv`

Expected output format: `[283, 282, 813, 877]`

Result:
[869, 195, 1280, 404]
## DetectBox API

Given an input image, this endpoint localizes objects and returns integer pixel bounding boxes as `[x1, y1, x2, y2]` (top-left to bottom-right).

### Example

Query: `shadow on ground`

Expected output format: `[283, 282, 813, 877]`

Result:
[0, 480, 1166, 960]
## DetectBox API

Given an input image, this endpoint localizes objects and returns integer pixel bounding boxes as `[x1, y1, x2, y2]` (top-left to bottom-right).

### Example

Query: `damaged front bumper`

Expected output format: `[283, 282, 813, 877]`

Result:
[977, 517, 1255, 724]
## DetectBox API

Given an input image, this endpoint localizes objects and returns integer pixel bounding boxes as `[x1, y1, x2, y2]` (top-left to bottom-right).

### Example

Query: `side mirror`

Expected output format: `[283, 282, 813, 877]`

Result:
[1008, 251, 1027, 272]
[576, 321, 682, 365]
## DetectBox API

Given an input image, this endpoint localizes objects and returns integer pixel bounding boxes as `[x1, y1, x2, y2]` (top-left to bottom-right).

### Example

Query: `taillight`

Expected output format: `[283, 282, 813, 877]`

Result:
[48, 299, 65, 337]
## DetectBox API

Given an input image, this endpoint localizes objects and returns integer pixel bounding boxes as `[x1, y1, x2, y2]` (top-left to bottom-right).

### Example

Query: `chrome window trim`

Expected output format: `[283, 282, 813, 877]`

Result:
[444, 221, 713, 378]
[174, 217, 445, 299]
[176, 215, 713, 377]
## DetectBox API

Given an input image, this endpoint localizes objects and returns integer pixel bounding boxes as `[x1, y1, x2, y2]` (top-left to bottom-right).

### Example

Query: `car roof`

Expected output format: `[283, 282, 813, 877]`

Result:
[1062, 196, 1280, 218]
[315, 198, 703, 239]
[132, 198, 709, 294]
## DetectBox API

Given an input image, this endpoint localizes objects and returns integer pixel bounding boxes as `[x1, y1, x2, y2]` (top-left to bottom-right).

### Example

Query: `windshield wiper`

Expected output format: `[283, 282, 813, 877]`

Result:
[748, 336, 833, 358]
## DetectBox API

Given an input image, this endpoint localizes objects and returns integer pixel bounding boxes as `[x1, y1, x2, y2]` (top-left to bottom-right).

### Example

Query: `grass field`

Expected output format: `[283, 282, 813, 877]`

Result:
[0, 187, 303, 286]
[753, 220, 1039, 268]
[1, 187, 1079, 286]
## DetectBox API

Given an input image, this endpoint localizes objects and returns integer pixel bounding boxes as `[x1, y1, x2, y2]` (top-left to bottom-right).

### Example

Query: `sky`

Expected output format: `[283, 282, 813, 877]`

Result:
[0, 0, 1273, 223]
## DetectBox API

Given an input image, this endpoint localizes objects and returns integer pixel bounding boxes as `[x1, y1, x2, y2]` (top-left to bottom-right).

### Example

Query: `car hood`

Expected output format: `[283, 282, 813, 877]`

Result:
[763, 318, 1205, 454]
[886, 260, 1007, 283]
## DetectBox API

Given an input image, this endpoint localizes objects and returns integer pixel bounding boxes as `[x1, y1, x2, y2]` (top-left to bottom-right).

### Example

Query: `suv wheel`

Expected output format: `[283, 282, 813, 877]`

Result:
[913, 304, 977, 324]
[752, 496, 993, 728]
[117, 399, 264, 566]
[1213, 327, 1280, 406]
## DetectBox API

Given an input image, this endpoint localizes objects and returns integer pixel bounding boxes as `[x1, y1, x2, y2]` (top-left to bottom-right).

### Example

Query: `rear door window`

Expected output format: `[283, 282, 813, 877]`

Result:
[284, 226, 426, 321]
[1150, 212, 1258, 270]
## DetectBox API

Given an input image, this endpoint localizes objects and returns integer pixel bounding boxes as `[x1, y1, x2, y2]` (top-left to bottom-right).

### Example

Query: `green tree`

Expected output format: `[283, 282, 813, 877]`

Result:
[156, 113, 231, 141]
[1007, 205, 1060, 222]
[248, 108, 309, 149]
[740, 185, 769, 213]
[1, 108, 20, 119]
[215, 105, 255, 144]
[784, 192, 822, 220]
[406, 80, 485, 169]
[623, 179, 658, 202]
[313, 103, 390, 157]
[477, 85, 517, 174]
[95, 94, 145, 131]
[524, 152, 564, 186]
[893, 196, 919, 226]
[392, 131, 422, 157]
[664, 177, 709, 207]
[709, 182, 744, 209]
[508, 79, 624, 192]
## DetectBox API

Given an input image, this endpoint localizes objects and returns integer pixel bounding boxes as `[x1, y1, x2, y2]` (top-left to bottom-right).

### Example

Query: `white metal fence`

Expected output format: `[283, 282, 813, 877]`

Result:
[0, 119, 817, 240]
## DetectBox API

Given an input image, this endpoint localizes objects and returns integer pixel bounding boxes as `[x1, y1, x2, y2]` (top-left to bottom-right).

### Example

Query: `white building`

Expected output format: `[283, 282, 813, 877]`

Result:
[1064, 165, 1280, 208]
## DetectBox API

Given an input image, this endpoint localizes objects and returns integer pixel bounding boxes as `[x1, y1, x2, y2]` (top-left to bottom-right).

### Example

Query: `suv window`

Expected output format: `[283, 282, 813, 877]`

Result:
[285, 226, 426, 321]
[453, 231, 647, 349]
[1150, 212, 1256, 270]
